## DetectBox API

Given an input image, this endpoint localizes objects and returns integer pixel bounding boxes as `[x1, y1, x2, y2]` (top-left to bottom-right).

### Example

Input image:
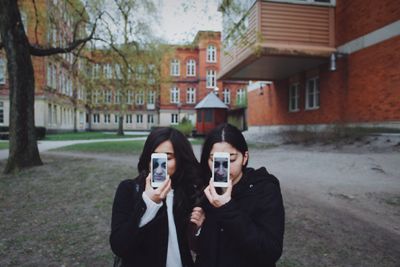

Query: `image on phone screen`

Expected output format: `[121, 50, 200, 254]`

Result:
[213, 156, 229, 183]
[152, 157, 167, 182]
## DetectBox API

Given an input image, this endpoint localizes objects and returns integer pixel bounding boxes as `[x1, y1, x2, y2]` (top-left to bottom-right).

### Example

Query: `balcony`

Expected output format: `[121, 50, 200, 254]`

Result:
[219, 0, 336, 81]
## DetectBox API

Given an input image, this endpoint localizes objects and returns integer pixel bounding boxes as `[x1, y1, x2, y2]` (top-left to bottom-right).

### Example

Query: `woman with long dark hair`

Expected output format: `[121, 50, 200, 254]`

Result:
[110, 127, 204, 267]
[195, 123, 285, 267]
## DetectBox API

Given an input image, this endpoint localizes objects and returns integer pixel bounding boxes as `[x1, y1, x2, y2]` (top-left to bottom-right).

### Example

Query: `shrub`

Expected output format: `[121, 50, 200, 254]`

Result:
[173, 117, 193, 137]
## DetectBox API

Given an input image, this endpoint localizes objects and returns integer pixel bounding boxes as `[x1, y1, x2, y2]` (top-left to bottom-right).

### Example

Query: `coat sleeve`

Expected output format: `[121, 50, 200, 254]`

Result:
[214, 182, 285, 265]
[109, 180, 164, 258]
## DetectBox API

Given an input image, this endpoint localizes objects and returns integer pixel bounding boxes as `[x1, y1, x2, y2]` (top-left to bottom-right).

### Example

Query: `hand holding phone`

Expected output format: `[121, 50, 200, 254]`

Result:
[212, 152, 230, 187]
[151, 153, 168, 188]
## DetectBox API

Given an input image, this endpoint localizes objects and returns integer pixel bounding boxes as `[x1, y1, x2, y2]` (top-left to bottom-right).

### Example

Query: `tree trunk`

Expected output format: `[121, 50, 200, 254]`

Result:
[0, 0, 42, 173]
[117, 115, 124, 135]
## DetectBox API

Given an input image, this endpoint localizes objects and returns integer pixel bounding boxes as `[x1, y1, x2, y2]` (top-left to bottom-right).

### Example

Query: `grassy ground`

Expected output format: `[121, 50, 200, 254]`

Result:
[53, 139, 204, 154]
[0, 142, 8, 150]
[0, 155, 133, 266]
[44, 132, 147, 141]
[54, 140, 146, 154]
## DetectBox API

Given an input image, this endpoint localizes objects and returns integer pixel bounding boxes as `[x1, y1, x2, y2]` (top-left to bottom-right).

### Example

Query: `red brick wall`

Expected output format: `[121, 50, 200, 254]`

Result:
[335, 0, 400, 46]
[248, 35, 400, 127]
[345, 35, 400, 122]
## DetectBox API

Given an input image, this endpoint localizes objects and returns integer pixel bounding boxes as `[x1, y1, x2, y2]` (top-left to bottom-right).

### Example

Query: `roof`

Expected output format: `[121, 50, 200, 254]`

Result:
[195, 92, 228, 109]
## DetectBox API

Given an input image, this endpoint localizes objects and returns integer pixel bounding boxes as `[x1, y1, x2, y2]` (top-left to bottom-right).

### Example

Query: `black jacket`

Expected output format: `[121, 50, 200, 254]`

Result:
[110, 175, 195, 267]
[195, 167, 285, 267]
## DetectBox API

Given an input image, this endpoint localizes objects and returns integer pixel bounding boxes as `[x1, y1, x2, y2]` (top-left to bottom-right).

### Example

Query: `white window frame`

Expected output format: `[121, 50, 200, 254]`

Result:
[171, 113, 178, 125]
[206, 69, 216, 88]
[207, 44, 217, 63]
[223, 88, 230, 104]
[127, 91, 133, 104]
[136, 114, 143, 124]
[186, 88, 196, 104]
[170, 59, 180, 76]
[305, 77, 320, 110]
[135, 91, 144, 105]
[104, 114, 111, 124]
[115, 91, 121, 104]
[289, 83, 300, 112]
[170, 87, 180, 104]
[186, 59, 196, 76]
[236, 88, 245, 105]
[148, 90, 155, 105]
[126, 114, 132, 124]
[147, 114, 154, 124]
[104, 90, 112, 104]
[93, 113, 100, 124]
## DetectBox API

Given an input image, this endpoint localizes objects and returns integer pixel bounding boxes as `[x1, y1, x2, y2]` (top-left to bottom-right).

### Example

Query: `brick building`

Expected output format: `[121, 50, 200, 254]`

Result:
[218, 0, 400, 135]
[0, 1, 248, 133]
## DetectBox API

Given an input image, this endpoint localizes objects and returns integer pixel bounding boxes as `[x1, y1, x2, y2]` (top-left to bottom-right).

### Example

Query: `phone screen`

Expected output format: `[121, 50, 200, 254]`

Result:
[213, 156, 229, 183]
[152, 157, 167, 183]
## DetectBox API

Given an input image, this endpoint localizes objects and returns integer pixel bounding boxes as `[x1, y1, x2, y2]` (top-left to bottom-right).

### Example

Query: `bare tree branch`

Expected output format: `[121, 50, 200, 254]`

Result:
[32, 0, 40, 45]
[29, 12, 102, 56]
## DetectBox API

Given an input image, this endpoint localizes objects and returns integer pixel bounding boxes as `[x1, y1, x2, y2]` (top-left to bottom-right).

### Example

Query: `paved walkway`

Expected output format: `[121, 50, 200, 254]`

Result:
[0, 136, 148, 160]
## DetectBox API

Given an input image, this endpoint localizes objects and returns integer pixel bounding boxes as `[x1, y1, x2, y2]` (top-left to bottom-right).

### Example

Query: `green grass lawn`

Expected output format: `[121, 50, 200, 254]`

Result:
[53, 139, 203, 154]
[0, 142, 9, 150]
[45, 131, 147, 141]
[54, 140, 146, 154]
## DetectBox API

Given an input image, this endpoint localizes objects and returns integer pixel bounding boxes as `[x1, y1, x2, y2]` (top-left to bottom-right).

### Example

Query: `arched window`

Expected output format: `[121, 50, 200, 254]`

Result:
[207, 45, 216, 63]
[170, 59, 180, 76]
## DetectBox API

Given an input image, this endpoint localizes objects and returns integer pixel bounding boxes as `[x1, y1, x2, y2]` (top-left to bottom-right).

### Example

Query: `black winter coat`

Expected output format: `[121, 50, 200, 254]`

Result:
[195, 167, 285, 267]
[110, 175, 195, 267]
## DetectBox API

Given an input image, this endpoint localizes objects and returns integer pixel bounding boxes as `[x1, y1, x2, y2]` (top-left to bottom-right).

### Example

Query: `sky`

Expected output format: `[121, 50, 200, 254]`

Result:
[154, 0, 222, 44]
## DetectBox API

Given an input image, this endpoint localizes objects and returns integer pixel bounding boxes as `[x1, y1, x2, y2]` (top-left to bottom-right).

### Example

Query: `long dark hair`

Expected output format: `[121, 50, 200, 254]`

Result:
[200, 123, 248, 183]
[137, 127, 202, 209]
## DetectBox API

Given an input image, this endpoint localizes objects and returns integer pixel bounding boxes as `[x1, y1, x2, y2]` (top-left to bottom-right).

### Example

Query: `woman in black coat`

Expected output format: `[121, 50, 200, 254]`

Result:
[195, 123, 285, 267]
[110, 127, 203, 267]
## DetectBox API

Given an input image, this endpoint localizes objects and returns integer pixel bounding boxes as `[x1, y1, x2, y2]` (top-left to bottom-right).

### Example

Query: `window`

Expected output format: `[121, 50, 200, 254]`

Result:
[126, 114, 132, 124]
[79, 112, 84, 124]
[48, 104, 52, 125]
[148, 114, 154, 124]
[148, 91, 155, 105]
[186, 59, 196, 76]
[93, 90, 101, 104]
[0, 102, 4, 124]
[289, 83, 300, 112]
[236, 88, 246, 106]
[170, 59, 180, 76]
[135, 91, 144, 105]
[115, 91, 121, 104]
[104, 114, 111, 124]
[186, 88, 196, 104]
[104, 64, 112, 79]
[92, 64, 100, 78]
[105, 90, 112, 104]
[223, 88, 230, 104]
[136, 114, 143, 124]
[206, 69, 216, 88]
[114, 114, 119, 124]
[93, 113, 100, 124]
[0, 59, 5, 85]
[47, 63, 52, 87]
[171, 114, 178, 124]
[170, 87, 180, 104]
[305, 77, 320, 109]
[127, 91, 133, 104]
[207, 45, 216, 63]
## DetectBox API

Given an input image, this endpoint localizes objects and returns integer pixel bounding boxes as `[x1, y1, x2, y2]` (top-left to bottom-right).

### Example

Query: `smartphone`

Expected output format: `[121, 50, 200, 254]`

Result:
[151, 153, 168, 188]
[212, 152, 230, 187]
